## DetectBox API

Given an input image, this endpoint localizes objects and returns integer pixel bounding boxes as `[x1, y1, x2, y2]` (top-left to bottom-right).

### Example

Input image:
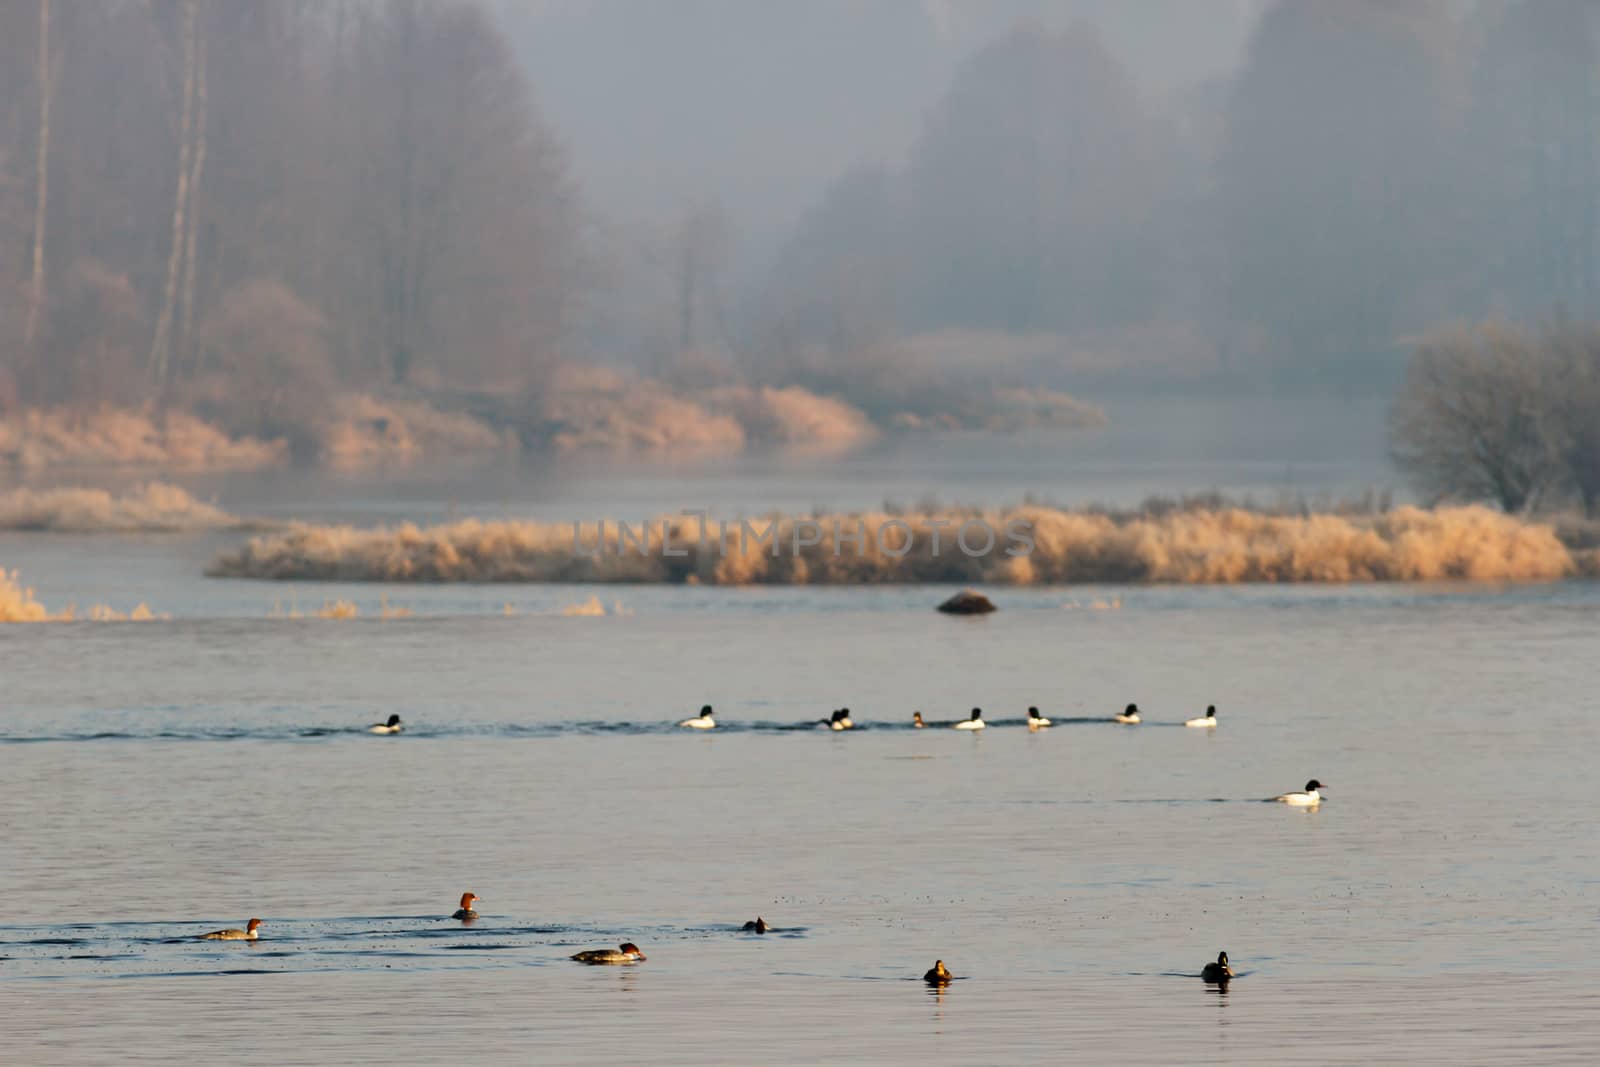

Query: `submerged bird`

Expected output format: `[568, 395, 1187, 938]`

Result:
[741, 917, 770, 934]
[924, 960, 954, 984]
[954, 708, 985, 730]
[452, 892, 480, 920]
[200, 918, 262, 941]
[912, 711, 925, 729]
[1113, 703, 1142, 724]
[571, 942, 647, 964]
[1202, 951, 1233, 982]
[678, 705, 716, 729]
[1026, 706, 1052, 728]
[1273, 779, 1325, 806]
[367, 714, 403, 735]
[1185, 705, 1218, 728]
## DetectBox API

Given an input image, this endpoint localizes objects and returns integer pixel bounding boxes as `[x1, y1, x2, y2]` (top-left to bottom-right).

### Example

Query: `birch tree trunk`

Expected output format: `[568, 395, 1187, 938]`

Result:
[148, 0, 198, 391]
[22, 0, 51, 349]
[179, 19, 208, 376]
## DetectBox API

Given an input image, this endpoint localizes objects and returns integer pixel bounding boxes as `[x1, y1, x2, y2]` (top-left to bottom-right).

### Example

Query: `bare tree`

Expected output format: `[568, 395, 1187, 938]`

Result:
[1545, 322, 1600, 514]
[22, 0, 53, 349]
[1390, 322, 1565, 512]
[178, 13, 207, 371]
[147, 0, 200, 390]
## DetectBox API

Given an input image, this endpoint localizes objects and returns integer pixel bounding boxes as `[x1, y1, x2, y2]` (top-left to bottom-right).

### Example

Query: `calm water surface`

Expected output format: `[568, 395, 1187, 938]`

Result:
[2, 447, 1597, 1063]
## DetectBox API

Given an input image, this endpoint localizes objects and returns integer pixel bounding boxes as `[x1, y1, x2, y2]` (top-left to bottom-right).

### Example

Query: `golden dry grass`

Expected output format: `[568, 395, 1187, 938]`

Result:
[0, 482, 242, 531]
[206, 504, 1592, 585]
[0, 568, 165, 622]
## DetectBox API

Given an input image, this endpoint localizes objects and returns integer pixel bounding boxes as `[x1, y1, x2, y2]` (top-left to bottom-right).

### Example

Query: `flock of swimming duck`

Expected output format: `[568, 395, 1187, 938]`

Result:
[196, 894, 1241, 988]
[671, 702, 1229, 731]
[337, 703, 1321, 986]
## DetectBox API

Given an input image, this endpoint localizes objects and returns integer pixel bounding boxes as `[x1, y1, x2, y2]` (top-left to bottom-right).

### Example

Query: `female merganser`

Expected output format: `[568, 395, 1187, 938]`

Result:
[912, 711, 925, 729]
[1201, 951, 1233, 982]
[1273, 779, 1325, 805]
[678, 705, 716, 729]
[571, 942, 647, 964]
[1185, 705, 1218, 728]
[741, 917, 769, 934]
[924, 960, 954, 984]
[200, 918, 262, 941]
[954, 708, 985, 730]
[452, 892, 480, 920]
[1026, 706, 1051, 728]
[1113, 703, 1142, 724]
[368, 714, 403, 734]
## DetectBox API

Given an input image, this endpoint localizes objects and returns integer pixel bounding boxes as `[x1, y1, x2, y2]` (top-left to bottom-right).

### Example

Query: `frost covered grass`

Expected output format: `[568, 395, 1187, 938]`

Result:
[0, 408, 284, 470]
[206, 503, 1597, 585]
[0, 568, 163, 622]
[0, 482, 247, 532]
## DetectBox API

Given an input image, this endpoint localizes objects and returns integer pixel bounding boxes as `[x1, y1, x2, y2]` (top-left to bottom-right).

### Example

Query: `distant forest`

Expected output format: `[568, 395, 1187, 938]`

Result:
[0, 0, 1597, 454]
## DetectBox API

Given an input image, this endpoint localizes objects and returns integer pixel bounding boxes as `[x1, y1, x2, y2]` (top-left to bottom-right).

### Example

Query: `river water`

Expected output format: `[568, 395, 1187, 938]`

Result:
[3, 434, 1598, 1063]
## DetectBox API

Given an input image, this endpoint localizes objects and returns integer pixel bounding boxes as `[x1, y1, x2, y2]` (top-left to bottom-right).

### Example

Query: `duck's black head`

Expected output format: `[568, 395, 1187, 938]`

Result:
[700, 705, 713, 717]
[1305, 779, 1323, 791]
[1217, 951, 1229, 965]
[1125, 703, 1138, 714]
[1206, 705, 1216, 717]
[831, 709, 845, 722]
[970, 708, 982, 720]
[386, 714, 401, 727]
[1028, 706, 1040, 716]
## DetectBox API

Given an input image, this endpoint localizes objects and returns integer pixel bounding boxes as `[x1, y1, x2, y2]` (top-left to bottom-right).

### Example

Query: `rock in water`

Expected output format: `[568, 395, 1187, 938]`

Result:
[937, 590, 996, 615]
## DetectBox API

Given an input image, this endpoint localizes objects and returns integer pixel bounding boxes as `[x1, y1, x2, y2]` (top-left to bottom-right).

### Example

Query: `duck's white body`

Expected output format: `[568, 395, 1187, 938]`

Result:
[1185, 716, 1216, 728]
[1027, 712, 1052, 728]
[368, 724, 401, 735]
[1274, 789, 1321, 806]
[678, 715, 716, 729]
[1113, 713, 1141, 724]
[954, 719, 985, 731]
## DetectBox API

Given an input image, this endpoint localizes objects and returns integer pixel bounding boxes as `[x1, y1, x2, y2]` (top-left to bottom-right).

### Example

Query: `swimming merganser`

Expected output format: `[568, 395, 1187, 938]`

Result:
[818, 709, 849, 730]
[452, 892, 480, 920]
[200, 918, 261, 940]
[1113, 703, 1141, 724]
[1273, 780, 1325, 805]
[836, 708, 854, 729]
[571, 942, 647, 964]
[1201, 951, 1233, 982]
[924, 960, 954, 984]
[954, 708, 985, 730]
[368, 714, 403, 735]
[1185, 705, 1218, 728]
[741, 917, 769, 934]
[678, 705, 716, 729]
[912, 712, 925, 729]
[1026, 706, 1051, 728]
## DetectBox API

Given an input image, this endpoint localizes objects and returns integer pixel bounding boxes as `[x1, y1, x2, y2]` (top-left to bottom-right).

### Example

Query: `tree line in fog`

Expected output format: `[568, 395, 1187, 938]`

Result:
[1, 0, 1598, 458]
[0, 0, 575, 431]
[762, 1, 1599, 387]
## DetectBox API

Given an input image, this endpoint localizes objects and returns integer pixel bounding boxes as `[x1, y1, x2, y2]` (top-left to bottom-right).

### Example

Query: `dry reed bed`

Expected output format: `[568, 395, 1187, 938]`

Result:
[0, 483, 247, 532]
[205, 505, 1599, 585]
[0, 569, 162, 622]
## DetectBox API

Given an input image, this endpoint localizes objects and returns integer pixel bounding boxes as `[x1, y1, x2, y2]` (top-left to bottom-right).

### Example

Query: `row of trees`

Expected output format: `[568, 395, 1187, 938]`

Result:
[0, 0, 577, 428]
[1391, 321, 1600, 515]
[761, 0, 1600, 384]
